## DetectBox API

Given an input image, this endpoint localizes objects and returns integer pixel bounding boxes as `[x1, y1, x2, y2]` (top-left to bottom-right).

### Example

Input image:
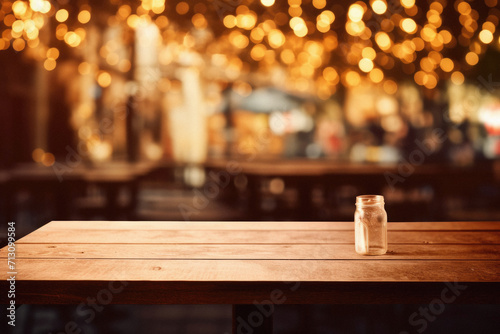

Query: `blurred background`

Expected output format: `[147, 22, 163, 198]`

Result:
[1, 0, 500, 332]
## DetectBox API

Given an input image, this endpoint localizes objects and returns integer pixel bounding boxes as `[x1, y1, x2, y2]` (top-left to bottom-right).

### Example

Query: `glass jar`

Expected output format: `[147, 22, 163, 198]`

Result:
[355, 195, 387, 255]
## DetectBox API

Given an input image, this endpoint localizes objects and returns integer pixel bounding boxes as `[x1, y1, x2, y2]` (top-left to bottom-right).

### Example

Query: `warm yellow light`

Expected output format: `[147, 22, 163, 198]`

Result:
[64, 31, 82, 47]
[411, 37, 424, 51]
[421, 26, 436, 42]
[346, 21, 366, 36]
[317, 20, 330, 33]
[451, 71, 465, 85]
[465, 52, 479, 65]
[312, 0, 326, 9]
[345, 71, 361, 86]
[400, 18, 417, 34]
[439, 58, 454, 72]
[223, 15, 236, 28]
[359, 58, 374, 72]
[280, 49, 295, 64]
[30, 0, 49, 13]
[414, 71, 426, 86]
[424, 73, 438, 89]
[46, 47, 59, 60]
[479, 30, 494, 44]
[268, 29, 285, 48]
[78, 10, 91, 24]
[56, 24, 68, 40]
[192, 13, 207, 29]
[126, 15, 140, 29]
[12, 38, 25, 51]
[375, 32, 392, 50]
[117, 5, 132, 19]
[439, 30, 452, 44]
[320, 10, 335, 24]
[428, 51, 442, 65]
[482, 21, 495, 33]
[237, 13, 257, 30]
[400, 0, 415, 9]
[11, 20, 24, 33]
[43, 58, 56, 71]
[383, 80, 398, 94]
[348, 4, 365, 22]
[97, 71, 112, 87]
[323, 67, 339, 84]
[250, 27, 265, 42]
[430, 2, 443, 13]
[261, 0, 275, 7]
[56, 9, 69, 22]
[371, 0, 387, 15]
[369, 68, 384, 83]
[300, 63, 315, 77]
[362, 47, 376, 60]
[12, 1, 28, 17]
[290, 17, 308, 37]
[250, 44, 266, 61]
[229, 31, 249, 49]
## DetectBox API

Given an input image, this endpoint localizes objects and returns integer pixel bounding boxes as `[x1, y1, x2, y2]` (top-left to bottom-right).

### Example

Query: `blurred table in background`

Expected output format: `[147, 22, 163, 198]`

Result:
[2, 162, 157, 221]
[206, 159, 499, 221]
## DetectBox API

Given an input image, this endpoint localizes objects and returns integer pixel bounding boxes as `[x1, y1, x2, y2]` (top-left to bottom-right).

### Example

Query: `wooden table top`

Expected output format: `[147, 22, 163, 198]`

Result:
[1, 221, 499, 304]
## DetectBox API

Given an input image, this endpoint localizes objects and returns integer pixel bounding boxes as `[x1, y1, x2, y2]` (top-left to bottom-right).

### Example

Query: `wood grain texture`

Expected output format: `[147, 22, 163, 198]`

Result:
[16, 229, 500, 245]
[1, 243, 499, 260]
[2, 259, 499, 282]
[39, 221, 500, 231]
[1, 220, 499, 305]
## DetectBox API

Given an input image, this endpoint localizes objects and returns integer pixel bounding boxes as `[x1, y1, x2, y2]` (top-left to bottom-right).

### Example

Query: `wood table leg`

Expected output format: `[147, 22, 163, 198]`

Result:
[233, 304, 273, 334]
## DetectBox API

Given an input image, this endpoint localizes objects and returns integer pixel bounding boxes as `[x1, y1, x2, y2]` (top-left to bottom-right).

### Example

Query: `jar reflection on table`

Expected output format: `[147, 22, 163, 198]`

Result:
[355, 195, 387, 255]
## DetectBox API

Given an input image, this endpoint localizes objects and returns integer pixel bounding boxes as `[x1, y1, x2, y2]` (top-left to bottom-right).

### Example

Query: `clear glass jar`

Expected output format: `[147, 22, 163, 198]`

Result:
[355, 195, 387, 255]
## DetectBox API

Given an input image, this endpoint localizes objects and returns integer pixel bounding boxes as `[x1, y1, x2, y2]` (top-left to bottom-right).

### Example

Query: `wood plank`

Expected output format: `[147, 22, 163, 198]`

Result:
[1, 259, 498, 282]
[40, 221, 500, 231]
[16, 229, 500, 245]
[2, 243, 499, 260]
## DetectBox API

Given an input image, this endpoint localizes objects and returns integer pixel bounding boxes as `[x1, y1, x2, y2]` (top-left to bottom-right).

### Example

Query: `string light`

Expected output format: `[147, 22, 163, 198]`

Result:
[0, 0, 498, 98]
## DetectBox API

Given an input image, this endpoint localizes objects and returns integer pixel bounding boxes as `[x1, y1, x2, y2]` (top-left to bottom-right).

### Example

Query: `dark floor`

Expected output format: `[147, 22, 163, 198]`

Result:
[4, 304, 500, 334]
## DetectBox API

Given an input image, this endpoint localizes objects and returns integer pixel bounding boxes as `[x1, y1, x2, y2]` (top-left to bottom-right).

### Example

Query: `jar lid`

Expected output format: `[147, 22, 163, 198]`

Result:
[356, 195, 384, 206]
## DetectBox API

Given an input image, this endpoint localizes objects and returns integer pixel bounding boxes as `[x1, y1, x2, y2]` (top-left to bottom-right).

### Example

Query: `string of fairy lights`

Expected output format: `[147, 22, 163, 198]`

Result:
[0, 0, 499, 99]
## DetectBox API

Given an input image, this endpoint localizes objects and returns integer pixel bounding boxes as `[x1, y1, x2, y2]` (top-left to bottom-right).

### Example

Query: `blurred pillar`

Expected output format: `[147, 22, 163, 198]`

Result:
[33, 47, 49, 152]
[179, 65, 208, 164]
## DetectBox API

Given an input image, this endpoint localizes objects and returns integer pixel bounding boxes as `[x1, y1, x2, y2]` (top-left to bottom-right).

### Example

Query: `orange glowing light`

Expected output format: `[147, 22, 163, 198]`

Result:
[348, 4, 364, 22]
[451, 71, 465, 85]
[97, 71, 112, 87]
[465, 52, 479, 65]
[479, 30, 494, 44]
[78, 10, 91, 24]
[359, 58, 374, 72]
[400, 18, 417, 34]
[439, 58, 454, 72]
